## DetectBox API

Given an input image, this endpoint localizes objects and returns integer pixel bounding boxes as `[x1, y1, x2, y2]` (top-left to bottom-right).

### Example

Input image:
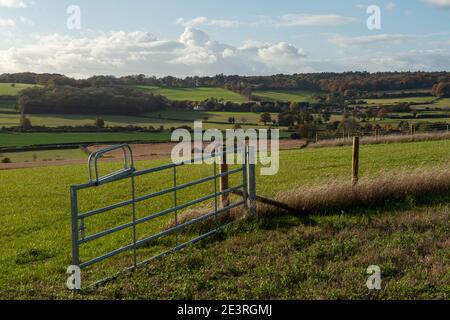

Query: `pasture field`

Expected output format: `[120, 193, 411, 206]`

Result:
[361, 96, 436, 105]
[0, 132, 172, 148]
[0, 111, 278, 130]
[0, 131, 293, 149]
[135, 86, 248, 103]
[0, 83, 39, 96]
[144, 110, 279, 124]
[1, 139, 450, 298]
[92, 204, 449, 300]
[413, 98, 450, 110]
[0, 100, 17, 113]
[0, 148, 87, 163]
[252, 89, 320, 103]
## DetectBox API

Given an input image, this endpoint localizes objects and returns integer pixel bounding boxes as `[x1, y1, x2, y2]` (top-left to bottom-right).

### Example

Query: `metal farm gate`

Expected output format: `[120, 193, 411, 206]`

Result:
[69, 144, 256, 290]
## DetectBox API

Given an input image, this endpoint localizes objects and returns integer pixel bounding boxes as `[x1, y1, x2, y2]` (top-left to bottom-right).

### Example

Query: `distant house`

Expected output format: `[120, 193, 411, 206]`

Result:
[194, 105, 205, 111]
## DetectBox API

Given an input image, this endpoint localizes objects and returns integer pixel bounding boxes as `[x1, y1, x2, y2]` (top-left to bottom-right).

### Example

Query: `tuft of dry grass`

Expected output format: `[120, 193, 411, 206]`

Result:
[165, 204, 248, 232]
[166, 166, 450, 229]
[268, 166, 450, 216]
[309, 132, 450, 149]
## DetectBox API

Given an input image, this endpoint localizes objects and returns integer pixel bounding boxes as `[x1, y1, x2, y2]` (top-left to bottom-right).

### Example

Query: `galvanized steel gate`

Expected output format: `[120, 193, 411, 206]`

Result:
[70, 144, 256, 290]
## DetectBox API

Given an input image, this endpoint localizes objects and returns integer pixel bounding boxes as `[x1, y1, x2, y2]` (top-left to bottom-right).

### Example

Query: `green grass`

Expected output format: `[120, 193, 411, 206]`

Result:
[361, 96, 436, 105]
[91, 204, 449, 299]
[253, 89, 320, 103]
[0, 148, 87, 163]
[416, 98, 450, 110]
[0, 83, 40, 96]
[0, 100, 17, 113]
[1, 139, 450, 299]
[145, 110, 279, 125]
[0, 111, 279, 130]
[135, 86, 248, 103]
[0, 132, 172, 148]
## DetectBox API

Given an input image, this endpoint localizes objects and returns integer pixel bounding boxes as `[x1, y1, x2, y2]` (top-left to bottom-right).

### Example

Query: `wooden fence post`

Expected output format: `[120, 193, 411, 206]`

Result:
[219, 146, 230, 208]
[352, 136, 360, 185]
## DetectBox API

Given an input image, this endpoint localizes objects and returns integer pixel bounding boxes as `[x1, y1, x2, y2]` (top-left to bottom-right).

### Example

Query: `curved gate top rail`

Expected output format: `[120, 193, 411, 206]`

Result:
[69, 144, 256, 290]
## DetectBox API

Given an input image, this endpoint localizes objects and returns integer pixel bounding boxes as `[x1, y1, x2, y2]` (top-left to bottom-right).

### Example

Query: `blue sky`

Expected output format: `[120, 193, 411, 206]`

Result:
[0, 0, 449, 78]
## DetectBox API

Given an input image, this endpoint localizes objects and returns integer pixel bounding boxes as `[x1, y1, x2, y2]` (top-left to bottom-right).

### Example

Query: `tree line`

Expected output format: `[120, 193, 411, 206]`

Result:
[18, 85, 169, 115]
[2, 71, 449, 94]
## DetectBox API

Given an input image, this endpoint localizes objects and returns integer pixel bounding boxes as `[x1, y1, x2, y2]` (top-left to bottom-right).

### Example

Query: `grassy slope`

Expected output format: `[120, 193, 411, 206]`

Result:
[0, 148, 88, 162]
[92, 204, 449, 300]
[253, 89, 320, 103]
[0, 112, 276, 130]
[0, 83, 39, 96]
[363, 96, 436, 105]
[1, 139, 450, 299]
[0, 132, 172, 148]
[135, 86, 248, 103]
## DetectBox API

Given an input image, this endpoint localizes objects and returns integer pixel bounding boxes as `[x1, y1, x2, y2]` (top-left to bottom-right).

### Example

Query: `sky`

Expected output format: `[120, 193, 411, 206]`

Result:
[0, 0, 449, 78]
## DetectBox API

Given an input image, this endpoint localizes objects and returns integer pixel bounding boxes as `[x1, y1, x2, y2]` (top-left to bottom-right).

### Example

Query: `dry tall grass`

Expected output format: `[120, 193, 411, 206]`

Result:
[270, 166, 450, 216]
[168, 166, 450, 229]
[309, 132, 450, 148]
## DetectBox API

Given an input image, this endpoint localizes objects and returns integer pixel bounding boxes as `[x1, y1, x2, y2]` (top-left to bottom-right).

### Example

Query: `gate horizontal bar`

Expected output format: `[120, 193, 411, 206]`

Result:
[79, 184, 244, 245]
[73, 147, 245, 190]
[78, 167, 243, 220]
[80, 200, 244, 269]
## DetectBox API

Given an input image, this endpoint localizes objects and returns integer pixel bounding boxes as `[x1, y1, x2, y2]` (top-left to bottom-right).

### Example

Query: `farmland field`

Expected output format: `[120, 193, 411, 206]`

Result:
[0, 148, 87, 163]
[253, 89, 320, 103]
[134, 86, 248, 103]
[0, 100, 17, 113]
[0, 130, 293, 149]
[0, 83, 40, 96]
[361, 96, 436, 105]
[1, 139, 450, 298]
[0, 132, 172, 148]
[414, 98, 450, 110]
[0, 111, 278, 130]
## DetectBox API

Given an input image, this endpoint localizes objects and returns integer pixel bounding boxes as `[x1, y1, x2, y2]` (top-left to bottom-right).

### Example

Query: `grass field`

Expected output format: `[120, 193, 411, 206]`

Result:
[135, 86, 248, 103]
[0, 83, 39, 96]
[361, 96, 436, 105]
[0, 111, 278, 130]
[414, 98, 450, 110]
[91, 204, 449, 299]
[0, 148, 88, 163]
[0, 100, 17, 113]
[1, 139, 450, 299]
[253, 89, 320, 103]
[0, 132, 173, 148]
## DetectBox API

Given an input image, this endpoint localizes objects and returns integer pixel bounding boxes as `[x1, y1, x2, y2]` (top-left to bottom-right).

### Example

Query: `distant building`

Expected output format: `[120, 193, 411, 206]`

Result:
[194, 105, 205, 111]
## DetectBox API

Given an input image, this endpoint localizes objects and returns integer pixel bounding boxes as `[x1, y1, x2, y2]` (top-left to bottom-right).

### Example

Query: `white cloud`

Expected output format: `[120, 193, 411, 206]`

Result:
[0, 28, 308, 77]
[1, 27, 447, 78]
[425, 0, 450, 8]
[176, 13, 358, 29]
[0, 18, 15, 27]
[277, 14, 357, 27]
[257, 42, 306, 65]
[329, 34, 417, 47]
[0, 0, 26, 8]
[176, 17, 240, 28]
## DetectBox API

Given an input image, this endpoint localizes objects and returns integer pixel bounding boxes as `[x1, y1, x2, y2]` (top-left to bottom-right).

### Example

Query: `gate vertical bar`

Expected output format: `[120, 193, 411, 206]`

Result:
[131, 175, 137, 268]
[213, 154, 219, 224]
[242, 146, 248, 209]
[70, 186, 80, 269]
[220, 146, 230, 208]
[248, 146, 257, 214]
[173, 166, 178, 246]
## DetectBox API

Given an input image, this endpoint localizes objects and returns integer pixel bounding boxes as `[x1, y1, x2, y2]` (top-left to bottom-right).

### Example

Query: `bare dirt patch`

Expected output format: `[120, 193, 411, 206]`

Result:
[0, 140, 305, 170]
